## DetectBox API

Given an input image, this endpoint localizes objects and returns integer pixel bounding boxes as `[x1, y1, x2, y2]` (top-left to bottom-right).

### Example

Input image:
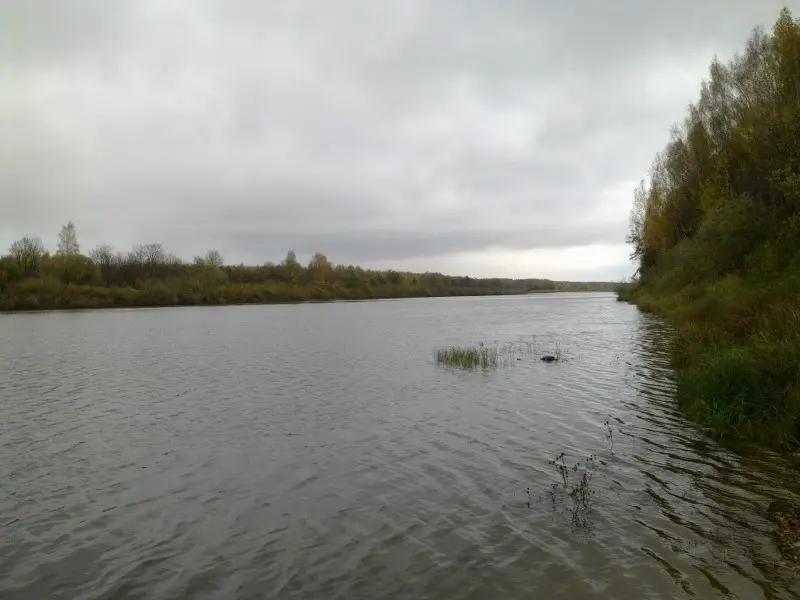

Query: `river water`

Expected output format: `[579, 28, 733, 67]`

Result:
[1, 292, 800, 599]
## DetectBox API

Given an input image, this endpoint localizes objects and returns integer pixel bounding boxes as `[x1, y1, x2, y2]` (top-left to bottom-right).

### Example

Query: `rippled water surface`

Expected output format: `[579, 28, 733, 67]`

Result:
[3, 293, 800, 599]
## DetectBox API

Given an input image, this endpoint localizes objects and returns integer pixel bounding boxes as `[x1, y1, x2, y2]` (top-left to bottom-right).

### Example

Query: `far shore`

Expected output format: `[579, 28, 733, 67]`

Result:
[0, 287, 614, 315]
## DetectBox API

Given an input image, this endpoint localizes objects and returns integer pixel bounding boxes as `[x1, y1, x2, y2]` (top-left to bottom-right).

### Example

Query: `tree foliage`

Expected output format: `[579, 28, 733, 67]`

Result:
[628, 8, 800, 280]
[0, 237, 615, 310]
[8, 236, 46, 277]
[193, 249, 224, 268]
[621, 8, 800, 448]
[205, 249, 224, 267]
[57, 221, 80, 255]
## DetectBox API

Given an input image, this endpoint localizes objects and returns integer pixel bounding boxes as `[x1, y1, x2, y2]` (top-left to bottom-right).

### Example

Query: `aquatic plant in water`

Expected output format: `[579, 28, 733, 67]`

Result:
[544, 452, 599, 531]
[434, 336, 565, 369]
[434, 345, 500, 369]
[530, 423, 613, 532]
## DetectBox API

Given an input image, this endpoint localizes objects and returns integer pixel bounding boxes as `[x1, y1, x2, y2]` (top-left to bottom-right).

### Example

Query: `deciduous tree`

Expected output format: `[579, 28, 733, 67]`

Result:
[57, 221, 80, 255]
[9, 236, 46, 276]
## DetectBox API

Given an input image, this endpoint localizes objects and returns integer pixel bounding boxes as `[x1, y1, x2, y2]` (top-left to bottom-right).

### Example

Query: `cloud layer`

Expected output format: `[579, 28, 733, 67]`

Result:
[0, 0, 790, 279]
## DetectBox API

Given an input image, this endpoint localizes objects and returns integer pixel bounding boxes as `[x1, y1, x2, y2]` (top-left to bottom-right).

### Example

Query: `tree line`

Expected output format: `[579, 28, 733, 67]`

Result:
[0, 223, 615, 311]
[626, 7, 800, 280]
[620, 8, 800, 447]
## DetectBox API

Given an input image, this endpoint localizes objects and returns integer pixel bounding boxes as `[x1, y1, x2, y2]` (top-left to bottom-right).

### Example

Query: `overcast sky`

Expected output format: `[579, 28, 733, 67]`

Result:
[0, 1, 792, 280]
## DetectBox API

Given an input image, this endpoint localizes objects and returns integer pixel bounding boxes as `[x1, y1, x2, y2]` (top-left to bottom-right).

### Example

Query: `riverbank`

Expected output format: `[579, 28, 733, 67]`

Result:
[617, 272, 800, 449]
[0, 240, 616, 313]
[0, 279, 615, 313]
[618, 8, 800, 450]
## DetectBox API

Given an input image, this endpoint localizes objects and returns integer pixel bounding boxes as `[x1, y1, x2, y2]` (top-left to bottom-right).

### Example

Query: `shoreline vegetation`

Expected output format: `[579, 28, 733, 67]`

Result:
[617, 8, 800, 450]
[0, 226, 616, 313]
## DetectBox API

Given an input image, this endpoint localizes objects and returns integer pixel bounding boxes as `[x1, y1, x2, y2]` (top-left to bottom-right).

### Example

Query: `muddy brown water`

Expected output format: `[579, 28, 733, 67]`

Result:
[2, 293, 800, 599]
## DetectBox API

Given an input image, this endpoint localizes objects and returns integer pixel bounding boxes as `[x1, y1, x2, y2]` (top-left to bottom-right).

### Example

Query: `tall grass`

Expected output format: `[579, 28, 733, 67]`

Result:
[620, 268, 800, 448]
[434, 337, 564, 369]
[434, 346, 499, 368]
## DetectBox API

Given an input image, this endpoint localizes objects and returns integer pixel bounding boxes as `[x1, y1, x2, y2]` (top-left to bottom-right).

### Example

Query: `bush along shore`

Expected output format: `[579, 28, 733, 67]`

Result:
[0, 224, 616, 312]
[618, 8, 800, 450]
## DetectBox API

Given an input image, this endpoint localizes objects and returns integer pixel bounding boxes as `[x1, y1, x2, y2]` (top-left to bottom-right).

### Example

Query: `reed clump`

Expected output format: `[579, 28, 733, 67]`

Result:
[434, 345, 499, 369]
[434, 336, 564, 369]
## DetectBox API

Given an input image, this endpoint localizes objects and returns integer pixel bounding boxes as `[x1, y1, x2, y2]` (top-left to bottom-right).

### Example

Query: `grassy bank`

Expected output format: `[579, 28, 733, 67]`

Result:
[618, 270, 800, 448]
[619, 8, 800, 449]
[0, 277, 540, 312]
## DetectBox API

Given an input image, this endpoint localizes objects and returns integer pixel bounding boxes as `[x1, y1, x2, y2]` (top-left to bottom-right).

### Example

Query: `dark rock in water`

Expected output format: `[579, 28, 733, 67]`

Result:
[540, 355, 557, 362]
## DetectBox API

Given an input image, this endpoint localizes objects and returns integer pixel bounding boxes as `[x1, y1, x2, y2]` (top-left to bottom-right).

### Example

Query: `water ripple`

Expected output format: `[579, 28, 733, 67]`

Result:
[2, 295, 800, 599]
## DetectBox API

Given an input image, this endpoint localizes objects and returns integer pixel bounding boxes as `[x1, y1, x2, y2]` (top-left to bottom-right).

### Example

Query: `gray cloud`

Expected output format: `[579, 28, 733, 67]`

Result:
[0, 0, 791, 278]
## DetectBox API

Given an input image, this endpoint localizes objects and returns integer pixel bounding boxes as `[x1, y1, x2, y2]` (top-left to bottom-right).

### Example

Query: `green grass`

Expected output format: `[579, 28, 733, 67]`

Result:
[620, 267, 800, 449]
[434, 337, 563, 369]
[434, 345, 500, 369]
[678, 337, 800, 444]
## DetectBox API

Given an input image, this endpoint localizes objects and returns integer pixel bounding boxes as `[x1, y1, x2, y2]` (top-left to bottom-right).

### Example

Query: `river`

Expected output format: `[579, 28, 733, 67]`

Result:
[1, 292, 799, 599]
